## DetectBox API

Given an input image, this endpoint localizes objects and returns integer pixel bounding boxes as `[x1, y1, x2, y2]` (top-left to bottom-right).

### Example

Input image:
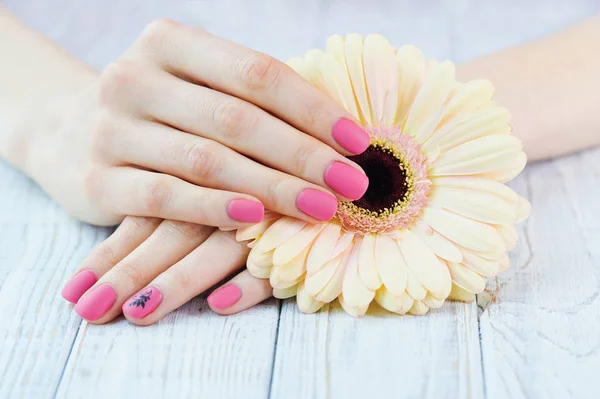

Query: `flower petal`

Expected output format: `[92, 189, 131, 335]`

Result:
[431, 176, 521, 203]
[406, 269, 428, 300]
[439, 79, 495, 125]
[331, 233, 355, 260]
[424, 106, 510, 155]
[499, 255, 510, 272]
[404, 61, 455, 138]
[375, 235, 407, 295]
[342, 242, 376, 309]
[247, 248, 274, 278]
[270, 270, 303, 290]
[273, 285, 297, 299]
[397, 230, 451, 298]
[423, 293, 446, 309]
[297, 281, 325, 314]
[254, 217, 306, 254]
[303, 49, 328, 91]
[357, 234, 382, 290]
[447, 283, 476, 302]
[408, 301, 430, 316]
[339, 294, 369, 317]
[422, 207, 506, 255]
[363, 34, 398, 126]
[321, 53, 361, 119]
[516, 197, 532, 222]
[429, 187, 519, 224]
[430, 134, 522, 176]
[496, 224, 518, 250]
[314, 250, 349, 303]
[235, 215, 278, 243]
[273, 246, 310, 282]
[476, 152, 527, 183]
[447, 262, 487, 293]
[273, 224, 321, 267]
[375, 287, 414, 315]
[345, 33, 372, 125]
[394, 45, 426, 125]
[460, 248, 501, 277]
[305, 253, 343, 296]
[306, 222, 341, 275]
[413, 228, 463, 263]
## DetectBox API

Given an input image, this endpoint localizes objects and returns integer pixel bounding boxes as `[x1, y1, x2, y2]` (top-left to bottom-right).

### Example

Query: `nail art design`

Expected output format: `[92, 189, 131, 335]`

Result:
[129, 289, 153, 308]
[123, 286, 163, 319]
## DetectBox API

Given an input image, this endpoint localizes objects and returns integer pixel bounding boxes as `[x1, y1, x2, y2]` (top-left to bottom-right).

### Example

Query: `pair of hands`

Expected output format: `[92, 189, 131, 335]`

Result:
[50, 20, 371, 324]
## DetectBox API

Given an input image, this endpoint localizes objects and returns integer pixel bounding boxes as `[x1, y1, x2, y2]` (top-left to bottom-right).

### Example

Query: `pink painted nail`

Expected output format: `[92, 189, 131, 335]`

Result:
[297, 189, 338, 221]
[74, 285, 117, 321]
[61, 270, 97, 304]
[207, 284, 242, 310]
[227, 200, 265, 223]
[332, 118, 370, 155]
[122, 286, 162, 319]
[324, 162, 369, 200]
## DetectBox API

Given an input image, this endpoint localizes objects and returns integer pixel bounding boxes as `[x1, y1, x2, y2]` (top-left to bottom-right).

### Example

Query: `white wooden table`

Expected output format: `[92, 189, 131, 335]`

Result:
[1, 1, 600, 398]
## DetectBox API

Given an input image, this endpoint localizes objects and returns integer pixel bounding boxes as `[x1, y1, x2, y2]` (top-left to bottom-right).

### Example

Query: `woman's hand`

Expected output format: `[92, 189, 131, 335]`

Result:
[21, 19, 369, 227]
[62, 216, 273, 323]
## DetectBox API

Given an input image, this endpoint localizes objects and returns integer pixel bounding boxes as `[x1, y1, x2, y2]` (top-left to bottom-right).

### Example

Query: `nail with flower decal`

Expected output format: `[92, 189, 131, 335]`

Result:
[122, 286, 163, 319]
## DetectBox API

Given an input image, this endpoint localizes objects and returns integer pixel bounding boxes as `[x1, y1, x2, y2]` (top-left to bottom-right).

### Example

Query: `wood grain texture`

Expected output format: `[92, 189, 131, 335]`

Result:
[0, 161, 112, 399]
[479, 148, 600, 399]
[271, 300, 484, 399]
[55, 298, 280, 399]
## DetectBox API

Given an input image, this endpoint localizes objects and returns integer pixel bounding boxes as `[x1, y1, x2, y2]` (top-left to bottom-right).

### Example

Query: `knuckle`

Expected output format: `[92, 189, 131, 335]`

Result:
[212, 100, 257, 139]
[161, 220, 208, 240]
[182, 141, 221, 181]
[163, 263, 193, 292]
[299, 95, 329, 130]
[290, 144, 316, 177]
[240, 53, 282, 91]
[140, 18, 178, 45]
[140, 177, 172, 214]
[114, 260, 149, 288]
[83, 166, 104, 200]
[266, 176, 287, 211]
[97, 61, 139, 105]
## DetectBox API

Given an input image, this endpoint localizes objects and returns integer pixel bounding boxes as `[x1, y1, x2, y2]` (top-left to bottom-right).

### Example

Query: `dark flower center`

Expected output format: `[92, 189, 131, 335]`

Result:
[348, 145, 409, 213]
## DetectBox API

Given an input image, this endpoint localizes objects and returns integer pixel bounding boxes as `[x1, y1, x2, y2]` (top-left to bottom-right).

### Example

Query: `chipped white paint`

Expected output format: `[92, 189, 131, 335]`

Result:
[1, 1, 600, 398]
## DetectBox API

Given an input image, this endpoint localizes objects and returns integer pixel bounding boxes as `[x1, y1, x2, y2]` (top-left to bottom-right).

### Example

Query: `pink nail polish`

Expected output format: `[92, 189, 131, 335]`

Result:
[297, 189, 338, 221]
[61, 270, 97, 304]
[227, 200, 265, 223]
[74, 284, 117, 321]
[207, 284, 242, 310]
[324, 162, 369, 200]
[122, 286, 162, 319]
[332, 118, 370, 155]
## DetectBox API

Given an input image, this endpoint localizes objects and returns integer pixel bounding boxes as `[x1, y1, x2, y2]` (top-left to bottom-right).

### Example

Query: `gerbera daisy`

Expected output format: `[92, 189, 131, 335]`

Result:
[234, 34, 530, 317]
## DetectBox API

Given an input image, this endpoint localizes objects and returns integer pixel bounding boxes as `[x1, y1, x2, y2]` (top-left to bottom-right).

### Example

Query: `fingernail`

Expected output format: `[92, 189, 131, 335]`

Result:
[74, 284, 117, 321]
[324, 162, 369, 200]
[297, 189, 338, 221]
[61, 270, 97, 304]
[207, 284, 242, 310]
[332, 118, 370, 154]
[122, 286, 162, 319]
[227, 199, 265, 223]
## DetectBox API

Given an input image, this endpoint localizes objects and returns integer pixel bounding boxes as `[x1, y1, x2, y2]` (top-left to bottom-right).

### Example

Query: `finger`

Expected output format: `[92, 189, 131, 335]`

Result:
[207, 270, 273, 316]
[121, 230, 249, 326]
[123, 68, 368, 203]
[109, 121, 342, 222]
[100, 167, 266, 226]
[74, 220, 214, 323]
[133, 20, 371, 155]
[61, 216, 161, 303]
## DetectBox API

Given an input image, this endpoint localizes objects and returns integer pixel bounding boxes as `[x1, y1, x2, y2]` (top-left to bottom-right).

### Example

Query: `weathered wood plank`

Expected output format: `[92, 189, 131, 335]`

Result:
[0, 161, 111, 399]
[270, 300, 483, 398]
[479, 148, 600, 399]
[55, 298, 280, 399]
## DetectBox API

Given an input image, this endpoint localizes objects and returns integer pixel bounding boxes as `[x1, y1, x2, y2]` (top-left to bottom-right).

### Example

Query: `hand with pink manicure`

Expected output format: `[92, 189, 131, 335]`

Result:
[4, 17, 370, 229]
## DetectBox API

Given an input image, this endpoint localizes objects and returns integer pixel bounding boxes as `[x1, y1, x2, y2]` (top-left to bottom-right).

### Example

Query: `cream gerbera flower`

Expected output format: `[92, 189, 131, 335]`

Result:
[235, 34, 530, 317]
